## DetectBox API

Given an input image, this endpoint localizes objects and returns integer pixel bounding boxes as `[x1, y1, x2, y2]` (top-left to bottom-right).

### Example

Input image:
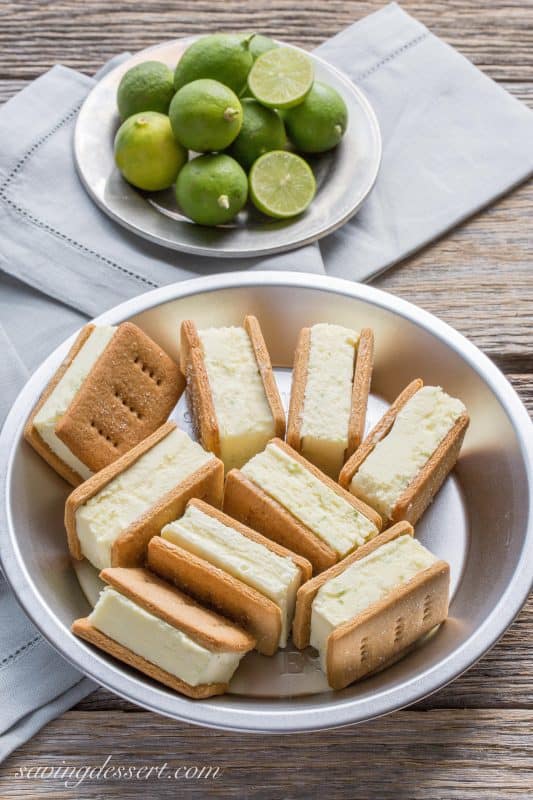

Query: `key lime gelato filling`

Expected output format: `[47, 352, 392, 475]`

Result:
[89, 587, 242, 686]
[76, 428, 213, 570]
[33, 325, 116, 479]
[162, 503, 300, 647]
[310, 534, 439, 668]
[299, 323, 359, 478]
[242, 443, 378, 557]
[198, 326, 276, 471]
[349, 386, 465, 518]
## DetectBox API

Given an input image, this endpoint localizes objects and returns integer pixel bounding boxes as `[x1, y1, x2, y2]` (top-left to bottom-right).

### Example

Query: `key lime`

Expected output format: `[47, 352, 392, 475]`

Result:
[169, 79, 242, 152]
[176, 154, 248, 225]
[284, 81, 348, 153]
[248, 34, 278, 61]
[174, 34, 253, 95]
[248, 46, 313, 109]
[249, 150, 316, 218]
[114, 112, 187, 191]
[117, 61, 175, 121]
[228, 99, 286, 170]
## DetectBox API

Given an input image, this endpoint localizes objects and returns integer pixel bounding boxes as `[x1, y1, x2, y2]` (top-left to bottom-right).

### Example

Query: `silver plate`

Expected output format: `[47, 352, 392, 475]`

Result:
[1, 272, 532, 732]
[74, 38, 382, 257]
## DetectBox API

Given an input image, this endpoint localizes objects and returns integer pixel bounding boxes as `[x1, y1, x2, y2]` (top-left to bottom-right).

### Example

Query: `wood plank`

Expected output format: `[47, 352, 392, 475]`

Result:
[0, 709, 531, 798]
[0, 1, 532, 81]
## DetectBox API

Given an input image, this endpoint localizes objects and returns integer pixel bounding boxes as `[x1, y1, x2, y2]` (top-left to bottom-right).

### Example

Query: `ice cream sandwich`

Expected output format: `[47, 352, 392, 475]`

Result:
[147, 499, 312, 655]
[25, 322, 184, 486]
[72, 567, 255, 698]
[292, 522, 450, 689]
[180, 315, 285, 471]
[287, 323, 374, 478]
[339, 380, 469, 525]
[223, 439, 382, 574]
[65, 421, 223, 569]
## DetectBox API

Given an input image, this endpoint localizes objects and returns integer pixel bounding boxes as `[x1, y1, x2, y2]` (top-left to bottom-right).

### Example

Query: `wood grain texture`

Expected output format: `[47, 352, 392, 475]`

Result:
[0, 1, 532, 796]
[0, 710, 531, 799]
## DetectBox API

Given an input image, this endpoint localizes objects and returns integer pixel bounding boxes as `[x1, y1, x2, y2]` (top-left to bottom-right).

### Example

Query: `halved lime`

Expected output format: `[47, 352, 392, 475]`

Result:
[248, 47, 314, 109]
[249, 151, 316, 218]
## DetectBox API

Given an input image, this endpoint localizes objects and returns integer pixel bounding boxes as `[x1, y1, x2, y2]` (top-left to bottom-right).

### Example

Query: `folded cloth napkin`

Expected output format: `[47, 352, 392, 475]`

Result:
[1, 2, 533, 760]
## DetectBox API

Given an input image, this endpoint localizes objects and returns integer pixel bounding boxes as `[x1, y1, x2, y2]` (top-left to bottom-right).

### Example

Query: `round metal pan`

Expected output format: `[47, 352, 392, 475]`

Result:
[1, 272, 531, 732]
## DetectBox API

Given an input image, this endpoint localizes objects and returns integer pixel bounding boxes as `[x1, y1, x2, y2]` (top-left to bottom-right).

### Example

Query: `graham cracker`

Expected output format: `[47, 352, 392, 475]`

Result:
[99, 567, 255, 652]
[339, 380, 469, 525]
[148, 537, 282, 656]
[56, 322, 184, 474]
[292, 521, 414, 649]
[147, 499, 311, 655]
[64, 421, 224, 565]
[347, 328, 374, 458]
[243, 315, 286, 438]
[287, 326, 374, 475]
[292, 521, 449, 690]
[180, 320, 220, 455]
[223, 439, 382, 575]
[180, 317, 285, 461]
[72, 618, 228, 699]
[325, 559, 449, 689]
[24, 324, 96, 487]
[286, 327, 310, 452]
[339, 379, 423, 490]
[25, 322, 184, 485]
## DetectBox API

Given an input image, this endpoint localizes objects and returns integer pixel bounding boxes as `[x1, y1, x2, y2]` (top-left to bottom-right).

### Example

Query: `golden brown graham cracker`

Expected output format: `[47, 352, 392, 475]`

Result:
[72, 618, 229, 699]
[25, 322, 184, 485]
[286, 327, 310, 453]
[56, 322, 184, 474]
[291, 521, 449, 689]
[99, 567, 255, 652]
[180, 320, 220, 455]
[339, 379, 469, 525]
[188, 499, 312, 581]
[243, 315, 286, 438]
[292, 521, 414, 650]
[326, 559, 449, 689]
[223, 439, 382, 575]
[24, 324, 96, 487]
[147, 499, 311, 655]
[347, 328, 374, 458]
[287, 326, 374, 474]
[148, 537, 282, 656]
[179, 317, 285, 461]
[64, 421, 224, 565]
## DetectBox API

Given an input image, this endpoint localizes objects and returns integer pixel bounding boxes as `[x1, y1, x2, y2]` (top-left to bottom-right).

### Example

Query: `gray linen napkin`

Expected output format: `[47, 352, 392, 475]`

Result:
[1, 2, 533, 760]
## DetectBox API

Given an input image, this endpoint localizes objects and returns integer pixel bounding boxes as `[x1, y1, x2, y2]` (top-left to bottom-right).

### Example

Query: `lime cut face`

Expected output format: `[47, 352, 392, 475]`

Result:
[249, 150, 316, 218]
[248, 47, 314, 109]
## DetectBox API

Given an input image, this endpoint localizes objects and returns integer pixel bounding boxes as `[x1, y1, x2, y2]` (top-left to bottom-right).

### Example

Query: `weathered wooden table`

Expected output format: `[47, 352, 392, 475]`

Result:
[0, 2, 531, 797]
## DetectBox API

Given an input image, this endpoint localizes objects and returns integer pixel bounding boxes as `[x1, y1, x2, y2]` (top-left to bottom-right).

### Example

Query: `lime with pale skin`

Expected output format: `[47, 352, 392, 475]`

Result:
[169, 79, 242, 152]
[249, 150, 316, 218]
[117, 61, 175, 121]
[114, 112, 187, 191]
[174, 34, 253, 95]
[176, 154, 248, 225]
[285, 81, 348, 153]
[228, 99, 286, 170]
[248, 46, 314, 109]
